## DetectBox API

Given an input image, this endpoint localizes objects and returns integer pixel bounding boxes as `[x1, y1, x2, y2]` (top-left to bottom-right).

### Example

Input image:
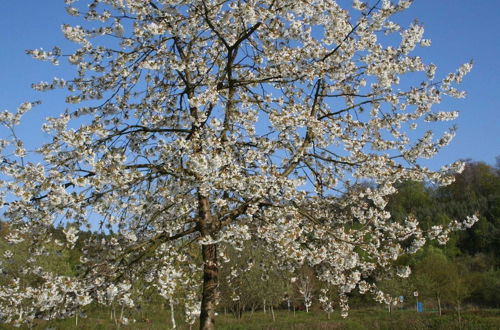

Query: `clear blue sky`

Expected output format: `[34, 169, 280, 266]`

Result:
[0, 0, 498, 169]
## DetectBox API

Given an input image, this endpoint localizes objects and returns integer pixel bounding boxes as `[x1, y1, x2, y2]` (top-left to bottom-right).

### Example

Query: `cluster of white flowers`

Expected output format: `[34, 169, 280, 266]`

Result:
[425, 111, 459, 122]
[26, 47, 61, 65]
[63, 226, 79, 248]
[61, 25, 89, 45]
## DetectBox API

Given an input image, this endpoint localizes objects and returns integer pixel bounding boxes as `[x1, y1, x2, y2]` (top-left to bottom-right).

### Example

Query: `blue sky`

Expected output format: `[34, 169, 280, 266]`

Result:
[0, 0, 498, 170]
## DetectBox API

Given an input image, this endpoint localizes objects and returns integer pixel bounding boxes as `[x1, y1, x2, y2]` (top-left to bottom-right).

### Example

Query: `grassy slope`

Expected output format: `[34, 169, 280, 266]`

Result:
[1, 308, 499, 329]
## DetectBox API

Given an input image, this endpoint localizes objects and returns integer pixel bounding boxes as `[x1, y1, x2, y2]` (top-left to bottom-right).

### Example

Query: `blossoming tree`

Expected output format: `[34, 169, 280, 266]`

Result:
[0, 0, 477, 328]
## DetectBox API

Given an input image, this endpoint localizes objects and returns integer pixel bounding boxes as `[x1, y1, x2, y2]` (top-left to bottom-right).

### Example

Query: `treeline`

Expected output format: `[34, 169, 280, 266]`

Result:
[0, 159, 498, 321]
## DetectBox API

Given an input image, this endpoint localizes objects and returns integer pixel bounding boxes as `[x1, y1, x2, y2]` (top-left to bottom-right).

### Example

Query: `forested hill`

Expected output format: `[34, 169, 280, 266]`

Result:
[387, 159, 500, 265]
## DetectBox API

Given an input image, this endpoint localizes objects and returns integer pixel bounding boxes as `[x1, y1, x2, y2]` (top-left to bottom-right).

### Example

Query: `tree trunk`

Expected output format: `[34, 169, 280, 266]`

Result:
[199, 243, 218, 330]
[198, 194, 219, 330]
[112, 306, 117, 327]
[170, 300, 176, 329]
[237, 301, 244, 319]
[437, 295, 442, 316]
[271, 305, 275, 322]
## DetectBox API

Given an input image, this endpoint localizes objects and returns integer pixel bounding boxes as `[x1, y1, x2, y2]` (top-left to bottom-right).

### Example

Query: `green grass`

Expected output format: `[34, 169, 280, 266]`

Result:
[215, 309, 500, 330]
[1, 308, 499, 329]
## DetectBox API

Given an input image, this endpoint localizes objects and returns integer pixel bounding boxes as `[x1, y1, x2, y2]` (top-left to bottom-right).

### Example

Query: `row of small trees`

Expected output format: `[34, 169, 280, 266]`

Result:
[215, 245, 498, 319]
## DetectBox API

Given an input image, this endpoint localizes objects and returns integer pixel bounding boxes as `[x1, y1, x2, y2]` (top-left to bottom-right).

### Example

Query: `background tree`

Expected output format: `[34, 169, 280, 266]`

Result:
[218, 241, 287, 319]
[295, 265, 316, 313]
[0, 0, 476, 329]
[412, 248, 455, 316]
[446, 260, 473, 324]
[436, 161, 500, 264]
